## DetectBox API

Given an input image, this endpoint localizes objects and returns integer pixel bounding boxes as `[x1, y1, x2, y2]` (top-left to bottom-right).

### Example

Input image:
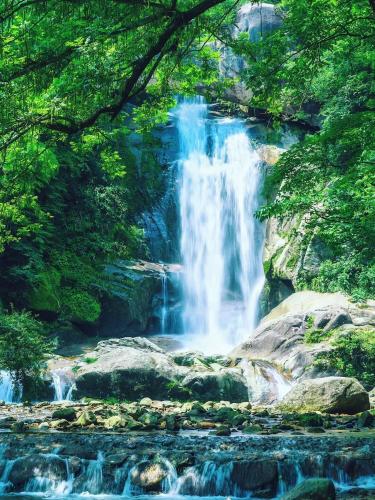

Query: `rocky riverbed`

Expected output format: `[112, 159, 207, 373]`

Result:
[0, 425, 374, 498]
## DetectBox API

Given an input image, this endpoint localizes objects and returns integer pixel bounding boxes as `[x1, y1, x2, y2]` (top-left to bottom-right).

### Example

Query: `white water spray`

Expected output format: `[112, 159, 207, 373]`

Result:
[177, 97, 264, 353]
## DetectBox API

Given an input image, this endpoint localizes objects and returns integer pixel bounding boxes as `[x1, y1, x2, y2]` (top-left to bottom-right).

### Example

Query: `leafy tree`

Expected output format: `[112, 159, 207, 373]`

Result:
[0, 311, 54, 393]
[236, 0, 375, 299]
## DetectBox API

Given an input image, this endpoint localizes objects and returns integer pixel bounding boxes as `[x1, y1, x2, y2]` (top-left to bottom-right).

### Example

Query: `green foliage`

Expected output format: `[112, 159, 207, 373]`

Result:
[315, 329, 375, 389]
[304, 328, 331, 345]
[311, 258, 375, 302]
[166, 380, 193, 401]
[243, 0, 375, 300]
[0, 0, 239, 333]
[0, 311, 54, 388]
[84, 357, 98, 364]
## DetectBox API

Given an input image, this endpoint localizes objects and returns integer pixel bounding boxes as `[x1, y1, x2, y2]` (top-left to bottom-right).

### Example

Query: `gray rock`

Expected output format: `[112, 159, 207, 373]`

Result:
[181, 369, 248, 403]
[232, 312, 323, 379]
[98, 260, 181, 336]
[217, 3, 282, 106]
[281, 478, 336, 500]
[278, 377, 370, 414]
[130, 460, 170, 491]
[232, 459, 278, 497]
[10, 454, 67, 488]
[233, 292, 375, 380]
[313, 308, 352, 331]
[75, 340, 185, 400]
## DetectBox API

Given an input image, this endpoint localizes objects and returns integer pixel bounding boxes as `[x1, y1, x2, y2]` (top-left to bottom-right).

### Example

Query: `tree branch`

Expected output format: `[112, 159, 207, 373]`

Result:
[43, 0, 226, 133]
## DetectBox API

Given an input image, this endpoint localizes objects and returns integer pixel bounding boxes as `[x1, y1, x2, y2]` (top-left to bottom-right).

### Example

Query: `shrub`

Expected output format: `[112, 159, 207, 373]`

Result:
[315, 328, 375, 389]
[311, 258, 375, 302]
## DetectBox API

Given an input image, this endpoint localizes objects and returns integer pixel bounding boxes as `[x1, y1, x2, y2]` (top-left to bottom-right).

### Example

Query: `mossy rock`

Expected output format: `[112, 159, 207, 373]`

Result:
[281, 478, 336, 500]
[51, 407, 76, 422]
[291, 412, 324, 428]
[243, 424, 263, 434]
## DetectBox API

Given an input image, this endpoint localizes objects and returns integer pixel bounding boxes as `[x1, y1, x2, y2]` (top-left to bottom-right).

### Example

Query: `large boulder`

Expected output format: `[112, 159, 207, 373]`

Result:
[10, 454, 67, 489]
[281, 478, 336, 500]
[181, 369, 248, 402]
[75, 337, 185, 400]
[233, 291, 375, 380]
[232, 459, 278, 497]
[130, 460, 170, 492]
[277, 377, 370, 414]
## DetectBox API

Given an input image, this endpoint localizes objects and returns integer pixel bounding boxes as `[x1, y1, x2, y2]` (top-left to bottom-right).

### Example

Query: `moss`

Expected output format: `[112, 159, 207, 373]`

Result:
[263, 259, 272, 275]
[166, 380, 192, 401]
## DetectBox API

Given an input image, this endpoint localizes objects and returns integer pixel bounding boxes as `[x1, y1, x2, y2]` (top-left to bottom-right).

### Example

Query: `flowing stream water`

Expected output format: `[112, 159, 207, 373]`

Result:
[177, 97, 265, 353]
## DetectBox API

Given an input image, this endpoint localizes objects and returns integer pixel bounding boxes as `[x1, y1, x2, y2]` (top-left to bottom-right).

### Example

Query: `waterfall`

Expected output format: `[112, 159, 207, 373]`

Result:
[160, 271, 168, 334]
[177, 97, 264, 353]
[51, 368, 75, 401]
[80, 451, 104, 494]
[0, 370, 21, 403]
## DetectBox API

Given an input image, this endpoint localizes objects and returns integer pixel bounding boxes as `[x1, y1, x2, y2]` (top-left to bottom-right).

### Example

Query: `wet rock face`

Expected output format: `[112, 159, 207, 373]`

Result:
[181, 369, 248, 403]
[130, 460, 170, 491]
[232, 459, 278, 497]
[98, 260, 182, 337]
[9, 454, 68, 488]
[278, 377, 370, 414]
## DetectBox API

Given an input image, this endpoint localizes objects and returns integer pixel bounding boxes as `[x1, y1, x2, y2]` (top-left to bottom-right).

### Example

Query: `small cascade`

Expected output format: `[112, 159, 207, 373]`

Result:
[122, 463, 141, 496]
[25, 465, 73, 496]
[160, 271, 169, 334]
[0, 442, 373, 497]
[0, 445, 14, 494]
[51, 367, 75, 401]
[80, 451, 104, 494]
[161, 458, 178, 493]
[167, 461, 239, 497]
[0, 370, 21, 403]
[240, 359, 292, 404]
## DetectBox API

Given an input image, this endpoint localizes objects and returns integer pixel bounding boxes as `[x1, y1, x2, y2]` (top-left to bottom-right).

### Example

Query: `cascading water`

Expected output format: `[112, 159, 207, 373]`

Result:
[160, 272, 168, 335]
[0, 370, 21, 403]
[51, 367, 75, 401]
[177, 97, 265, 353]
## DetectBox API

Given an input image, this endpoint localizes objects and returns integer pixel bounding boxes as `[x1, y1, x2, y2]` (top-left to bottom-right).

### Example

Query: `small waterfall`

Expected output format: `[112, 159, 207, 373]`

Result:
[160, 271, 169, 334]
[0, 370, 21, 403]
[0, 446, 14, 494]
[177, 97, 265, 353]
[80, 451, 104, 494]
[240, 359, 292, 404]
[167, 461, 237, 497]
[51, 368, 75, 401]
